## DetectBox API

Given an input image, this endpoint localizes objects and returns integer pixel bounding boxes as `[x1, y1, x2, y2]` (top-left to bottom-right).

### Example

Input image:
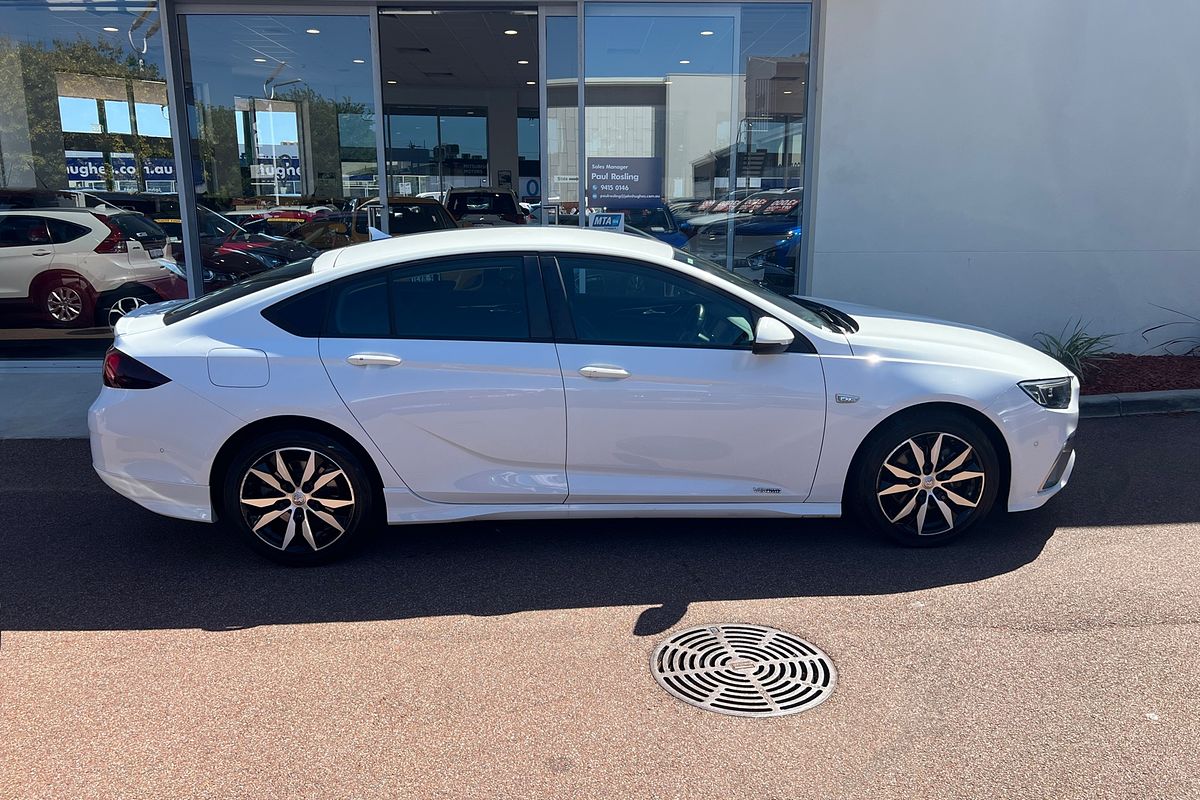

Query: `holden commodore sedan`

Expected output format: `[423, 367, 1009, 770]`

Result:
[90, 228, 1078, 565]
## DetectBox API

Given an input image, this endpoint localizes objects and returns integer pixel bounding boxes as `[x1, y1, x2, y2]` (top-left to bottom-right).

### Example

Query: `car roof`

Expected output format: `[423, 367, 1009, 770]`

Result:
[314, 225, 674, 274]
[445, 187, 515, 195]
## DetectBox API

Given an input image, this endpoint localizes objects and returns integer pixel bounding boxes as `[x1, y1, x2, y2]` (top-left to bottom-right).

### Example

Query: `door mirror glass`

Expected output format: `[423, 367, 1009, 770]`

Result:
[753, 316, 794, 355]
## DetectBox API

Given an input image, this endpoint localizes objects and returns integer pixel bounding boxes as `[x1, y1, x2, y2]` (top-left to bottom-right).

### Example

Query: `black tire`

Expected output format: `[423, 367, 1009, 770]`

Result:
[221, 430, 375, 565]
[851, 410, 1000, 547]
[37, 276, 94, 328]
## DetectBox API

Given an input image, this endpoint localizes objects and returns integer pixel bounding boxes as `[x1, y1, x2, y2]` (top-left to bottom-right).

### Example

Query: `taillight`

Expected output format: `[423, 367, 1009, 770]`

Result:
[93, 214, 128, 254]
[103, 348, 170, 389]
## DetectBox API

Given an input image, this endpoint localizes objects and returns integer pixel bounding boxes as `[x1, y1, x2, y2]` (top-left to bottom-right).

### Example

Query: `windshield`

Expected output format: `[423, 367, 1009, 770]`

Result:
[672, 249, 830, 331]
[163, 258, 314, 325]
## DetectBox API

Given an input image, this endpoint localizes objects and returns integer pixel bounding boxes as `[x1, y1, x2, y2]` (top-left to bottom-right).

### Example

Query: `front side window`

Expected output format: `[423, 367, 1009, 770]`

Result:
[391, 257, 528, 340]
[556, 256, 754, 348]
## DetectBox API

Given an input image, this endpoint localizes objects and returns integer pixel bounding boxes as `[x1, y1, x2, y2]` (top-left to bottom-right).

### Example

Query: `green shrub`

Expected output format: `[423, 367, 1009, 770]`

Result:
[1033, 320, 1116, 382]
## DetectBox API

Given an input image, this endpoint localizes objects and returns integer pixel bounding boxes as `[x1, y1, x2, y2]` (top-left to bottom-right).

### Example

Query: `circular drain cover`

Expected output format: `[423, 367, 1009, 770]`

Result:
[651, 624, 836, 717]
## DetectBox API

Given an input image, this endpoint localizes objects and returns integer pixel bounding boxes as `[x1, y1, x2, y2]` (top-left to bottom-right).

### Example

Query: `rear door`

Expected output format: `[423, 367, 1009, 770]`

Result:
[319, 253, 567, 504]
[0, 214, 54, 299]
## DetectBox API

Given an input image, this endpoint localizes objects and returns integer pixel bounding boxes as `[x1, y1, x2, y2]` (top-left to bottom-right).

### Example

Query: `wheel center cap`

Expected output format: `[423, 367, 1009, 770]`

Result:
[923, 475, 935, 488]
[293, 491, 306, 506]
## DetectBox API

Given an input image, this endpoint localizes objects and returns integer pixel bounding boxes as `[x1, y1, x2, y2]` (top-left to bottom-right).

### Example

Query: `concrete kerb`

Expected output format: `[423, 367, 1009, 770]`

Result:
[1080, 389, 1200, 419]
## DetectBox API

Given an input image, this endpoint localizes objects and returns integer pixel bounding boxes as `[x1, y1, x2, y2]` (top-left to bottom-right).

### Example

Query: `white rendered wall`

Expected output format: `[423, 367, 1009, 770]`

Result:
[808, 0, 1200, 352]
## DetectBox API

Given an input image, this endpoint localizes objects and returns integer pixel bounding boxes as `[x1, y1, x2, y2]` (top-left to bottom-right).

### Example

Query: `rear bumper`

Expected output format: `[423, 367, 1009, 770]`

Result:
[94, 466, 214, 522]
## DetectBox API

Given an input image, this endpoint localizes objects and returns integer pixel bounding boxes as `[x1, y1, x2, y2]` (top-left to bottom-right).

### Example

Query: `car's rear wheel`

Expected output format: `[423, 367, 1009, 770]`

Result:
[852, 411, 1000, 546]
[222, 431, 374, 565]
[38, 277, 94, 327]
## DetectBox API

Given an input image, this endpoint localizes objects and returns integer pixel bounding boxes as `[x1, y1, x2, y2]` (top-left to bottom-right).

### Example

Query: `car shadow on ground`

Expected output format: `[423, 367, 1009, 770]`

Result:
[2, 414, 1195, 635]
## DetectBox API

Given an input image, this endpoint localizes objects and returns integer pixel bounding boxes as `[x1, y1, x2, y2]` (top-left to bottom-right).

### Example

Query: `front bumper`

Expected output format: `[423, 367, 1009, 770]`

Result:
[987, 379, 1080, 512]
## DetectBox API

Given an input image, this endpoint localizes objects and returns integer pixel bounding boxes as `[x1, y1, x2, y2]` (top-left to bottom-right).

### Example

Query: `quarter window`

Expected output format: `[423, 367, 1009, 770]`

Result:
[45, 218, 91, 244]
[555, 256, 755, 348]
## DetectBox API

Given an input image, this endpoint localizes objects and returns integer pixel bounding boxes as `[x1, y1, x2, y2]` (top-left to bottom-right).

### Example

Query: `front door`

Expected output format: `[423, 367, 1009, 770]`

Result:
[546, 254, 826, 503]
[319, 254, 567, 504]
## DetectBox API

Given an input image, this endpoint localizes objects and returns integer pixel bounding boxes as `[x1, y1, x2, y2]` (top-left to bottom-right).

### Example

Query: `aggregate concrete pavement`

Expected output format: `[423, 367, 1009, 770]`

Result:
[2, 414, 1199, 799]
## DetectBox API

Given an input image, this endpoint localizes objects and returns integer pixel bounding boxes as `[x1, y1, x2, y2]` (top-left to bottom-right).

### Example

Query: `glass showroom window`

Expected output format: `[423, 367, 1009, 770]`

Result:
[0, 1, 179, 357]
[177, 14, 378, 281]
[583, 3, 810, 294]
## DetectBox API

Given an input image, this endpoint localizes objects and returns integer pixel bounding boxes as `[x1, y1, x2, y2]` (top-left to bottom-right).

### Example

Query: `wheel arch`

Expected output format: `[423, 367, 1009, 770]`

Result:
[841, 401, 1012, 508]
[208, 415, 386, 523]
[28, 268, 96, 301]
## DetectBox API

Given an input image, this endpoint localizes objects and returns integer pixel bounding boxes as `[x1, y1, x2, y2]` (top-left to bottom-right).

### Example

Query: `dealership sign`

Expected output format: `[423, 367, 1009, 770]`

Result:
[250, 155, 302, 181]
[587, 157, 662, 209]
[66, 154, 178, 183]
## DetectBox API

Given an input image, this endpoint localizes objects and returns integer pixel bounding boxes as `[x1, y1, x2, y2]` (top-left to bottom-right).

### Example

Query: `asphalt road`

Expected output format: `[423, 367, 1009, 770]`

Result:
[2, 414, 1199, 799]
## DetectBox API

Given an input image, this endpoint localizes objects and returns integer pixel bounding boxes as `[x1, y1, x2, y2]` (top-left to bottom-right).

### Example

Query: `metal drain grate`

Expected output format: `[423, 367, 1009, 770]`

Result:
[651, 624, 836, 717]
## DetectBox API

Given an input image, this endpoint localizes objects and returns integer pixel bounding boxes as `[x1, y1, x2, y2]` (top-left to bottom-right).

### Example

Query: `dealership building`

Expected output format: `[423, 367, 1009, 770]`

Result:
[1, 0, 1197, 431]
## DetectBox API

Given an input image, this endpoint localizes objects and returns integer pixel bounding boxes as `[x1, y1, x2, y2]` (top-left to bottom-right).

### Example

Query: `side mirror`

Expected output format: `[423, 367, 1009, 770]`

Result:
[753, 316, 794, 355]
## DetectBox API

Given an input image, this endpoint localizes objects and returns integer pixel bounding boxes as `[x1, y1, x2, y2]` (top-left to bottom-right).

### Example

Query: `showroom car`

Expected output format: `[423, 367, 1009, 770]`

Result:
[444, 187, 528, 226]
[287, 197, 458, 251]
[592, 205, 688, 247]
[0, 207, 184, 327]
[681, 191, 803, 282]
[90, 227, 1078, 565]
[150, 205, 317, 270]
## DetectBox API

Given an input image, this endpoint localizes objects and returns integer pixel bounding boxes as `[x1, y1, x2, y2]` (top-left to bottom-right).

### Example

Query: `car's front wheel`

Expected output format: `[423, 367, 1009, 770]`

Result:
[852, 411, 1000, 546]
[222, 431, 375, 565]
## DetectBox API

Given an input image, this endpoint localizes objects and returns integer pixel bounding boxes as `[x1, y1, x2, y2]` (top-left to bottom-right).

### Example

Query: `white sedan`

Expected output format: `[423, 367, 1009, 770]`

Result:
[90, 228, 1078, 564]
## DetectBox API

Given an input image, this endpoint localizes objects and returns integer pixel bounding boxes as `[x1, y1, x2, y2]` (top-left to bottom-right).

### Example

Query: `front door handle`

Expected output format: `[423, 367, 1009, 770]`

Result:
[579, 365, 630, 380]
[346, 353, 403, 367]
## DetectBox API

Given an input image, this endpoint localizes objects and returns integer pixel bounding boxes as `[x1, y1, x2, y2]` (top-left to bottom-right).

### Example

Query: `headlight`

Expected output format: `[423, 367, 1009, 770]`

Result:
[1019, 378, 1073, 409]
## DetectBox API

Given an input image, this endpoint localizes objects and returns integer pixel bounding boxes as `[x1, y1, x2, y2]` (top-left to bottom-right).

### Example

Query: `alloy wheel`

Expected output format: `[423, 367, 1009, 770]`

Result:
[107, 295, 148, 328]
[875, 432, 986, 536]
[238, 447, 356, 552]
[47, 286, 84, 322]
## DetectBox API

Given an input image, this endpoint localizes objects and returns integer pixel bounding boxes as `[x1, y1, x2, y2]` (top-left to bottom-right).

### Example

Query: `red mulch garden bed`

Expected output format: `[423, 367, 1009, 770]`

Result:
[1081, 354, 1200, 395]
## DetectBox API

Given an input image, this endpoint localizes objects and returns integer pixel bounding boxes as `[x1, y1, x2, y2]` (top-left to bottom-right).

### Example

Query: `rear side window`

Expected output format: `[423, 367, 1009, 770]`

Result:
[391, 256, 528, 340]
[321, 256, 531, 341]
[0, 215, 50, 247]
[46, 217, 91, 244]
[327, 274, 390, 337]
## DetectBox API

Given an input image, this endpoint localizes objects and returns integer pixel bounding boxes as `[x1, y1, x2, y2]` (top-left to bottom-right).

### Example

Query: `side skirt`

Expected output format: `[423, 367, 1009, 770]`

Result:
[383, 489, 842, 525]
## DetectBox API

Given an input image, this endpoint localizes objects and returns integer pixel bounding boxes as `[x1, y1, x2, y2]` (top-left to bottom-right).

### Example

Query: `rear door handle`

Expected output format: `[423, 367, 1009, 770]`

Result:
[31, 250, 51, 257]
[346, 353, 403, 367]
[579, 365, 630, 380]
